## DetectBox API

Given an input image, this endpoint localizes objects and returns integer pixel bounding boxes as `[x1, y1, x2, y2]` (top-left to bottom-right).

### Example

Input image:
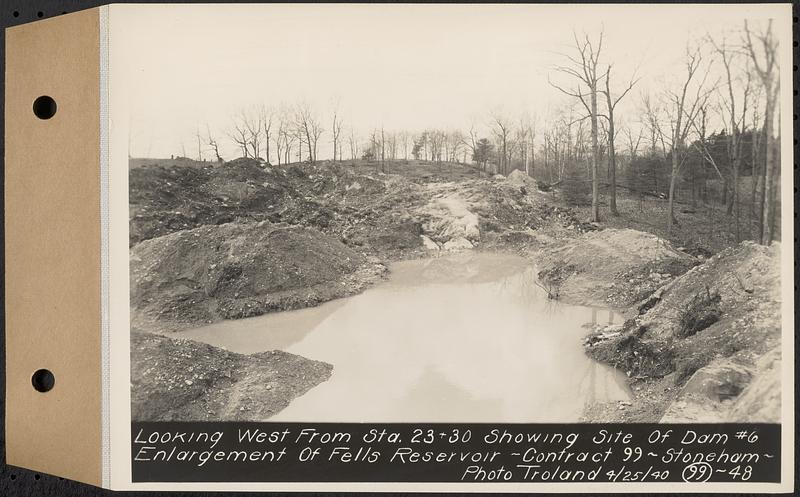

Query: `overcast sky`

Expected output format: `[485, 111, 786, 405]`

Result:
[110, 3, 789, 160]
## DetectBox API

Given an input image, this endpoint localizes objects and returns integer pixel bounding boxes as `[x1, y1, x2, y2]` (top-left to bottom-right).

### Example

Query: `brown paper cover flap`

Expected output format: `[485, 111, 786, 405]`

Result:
[5, 7, 103, 486]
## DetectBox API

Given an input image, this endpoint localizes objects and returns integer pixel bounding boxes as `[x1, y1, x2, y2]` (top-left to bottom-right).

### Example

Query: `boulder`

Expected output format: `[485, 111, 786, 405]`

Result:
[443, 237, 474, 251]
[726, 347, 781, 423]
[420, 235, 440, 251]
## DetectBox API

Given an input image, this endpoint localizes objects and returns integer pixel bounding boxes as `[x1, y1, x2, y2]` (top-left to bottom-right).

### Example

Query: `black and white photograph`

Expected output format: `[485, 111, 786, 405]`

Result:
[124, 3, 789, 430]
[2, 2, 794, 492]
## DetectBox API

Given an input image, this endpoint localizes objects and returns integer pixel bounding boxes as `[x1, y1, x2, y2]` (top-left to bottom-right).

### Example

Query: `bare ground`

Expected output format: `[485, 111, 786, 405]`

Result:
[562, 239, 782, 422]
[131, 330, 332, 421]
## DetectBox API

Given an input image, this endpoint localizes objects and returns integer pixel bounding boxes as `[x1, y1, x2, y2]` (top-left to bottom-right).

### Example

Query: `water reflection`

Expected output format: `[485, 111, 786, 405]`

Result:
[179, 253, 630, 422]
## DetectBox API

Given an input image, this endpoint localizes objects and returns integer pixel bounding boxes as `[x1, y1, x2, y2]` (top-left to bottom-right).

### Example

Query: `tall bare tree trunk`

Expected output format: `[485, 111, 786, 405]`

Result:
[760, 108, 775, 244]
[607, 115, 618, 216]
[667, 153, 679, 233]
[590, 87, 599, 222]
[733, 161, 740, 242]
[750, 128, 760, 239]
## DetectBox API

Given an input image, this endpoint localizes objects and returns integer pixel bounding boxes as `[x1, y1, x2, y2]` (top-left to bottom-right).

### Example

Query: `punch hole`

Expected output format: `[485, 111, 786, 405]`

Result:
[32, 96, 57, 120]
[31, 369, 55, 392]
[12, 11, 19, 18]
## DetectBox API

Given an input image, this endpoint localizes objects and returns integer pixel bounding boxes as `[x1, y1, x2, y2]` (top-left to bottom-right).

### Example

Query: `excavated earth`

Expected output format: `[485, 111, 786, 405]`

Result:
[130, 220, 386, 334]
[130, 158, 784, 423]
[538, 235, 783, 423]
[131, 331, 332, 421]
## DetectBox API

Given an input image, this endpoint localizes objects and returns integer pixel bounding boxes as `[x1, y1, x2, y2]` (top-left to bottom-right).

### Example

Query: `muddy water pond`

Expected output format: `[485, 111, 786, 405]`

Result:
[179, 253, 630, 422]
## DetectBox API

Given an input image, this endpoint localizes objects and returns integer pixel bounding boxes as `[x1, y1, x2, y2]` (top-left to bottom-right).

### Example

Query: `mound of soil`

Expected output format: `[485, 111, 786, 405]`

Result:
[131, 331, 332, 421]
[131, 220, 386, 332]
[639, 241, 780, 342]
[584, 241, 782, 422]
[505, 169, 538, 191]
[537, 228, 696, 308]
[129, 158, 333, 246]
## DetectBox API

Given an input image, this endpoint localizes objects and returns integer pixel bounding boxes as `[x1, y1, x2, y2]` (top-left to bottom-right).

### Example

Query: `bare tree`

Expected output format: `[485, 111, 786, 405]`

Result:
[283, 127, 297, 165]
[400, 131, 409, 160]
[228, 114, 250, 158]
[621, 123, 644, 207]
[195, 126, 204, 162]
[528, 115, 537, 176]
[601, 65, 639, 216]
[273, 109, 288, 166]
[491, 112, 512, 175]
[651, 45, 712, 233]
[514, 119, 530, 175]
[463, 123, 480, 166]
[446, 130, 464, 163]
[709, 32, 752, 241]
[331, 103, 343, 162]
[744, 19, 780, 245]
[550, 30, 605, 222]
[380, 126, 386, 171]
[205, 124, 223, 162]
[389, 131, 399, 160]
[427, 129, 445, 165]
[294, 102, 323, 164]
[260, 106, 273, 165]
[748, 85, 763, 233]
[348, 127, 359, 161]
[241, 110, 263, 159]
[690, 105, 726, 200]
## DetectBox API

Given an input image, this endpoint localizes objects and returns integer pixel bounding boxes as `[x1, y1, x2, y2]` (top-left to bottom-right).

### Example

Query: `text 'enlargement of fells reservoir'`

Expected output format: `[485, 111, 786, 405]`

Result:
[131, 423, 781, 484]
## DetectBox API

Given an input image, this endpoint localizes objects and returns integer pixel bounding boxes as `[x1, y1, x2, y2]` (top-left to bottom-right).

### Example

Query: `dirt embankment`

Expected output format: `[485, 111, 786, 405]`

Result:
[542, 233, 784, 423]
[130, 158, 573, 261]
[130, 158, 323, 245]
[537, 228, 699, 308]
[131, 331, 332, 421]
[131, 220, 386, 333]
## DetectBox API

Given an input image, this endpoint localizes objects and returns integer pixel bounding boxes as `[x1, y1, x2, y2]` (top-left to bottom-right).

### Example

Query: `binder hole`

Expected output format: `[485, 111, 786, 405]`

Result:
[31, 369, 55, 392]
[37, 11, 44, 18]
[32, 96, 57, 120]
[13, 11, 19, 18]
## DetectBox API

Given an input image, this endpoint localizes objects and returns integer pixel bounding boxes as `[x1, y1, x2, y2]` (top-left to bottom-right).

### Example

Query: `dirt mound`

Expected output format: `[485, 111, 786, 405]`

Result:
[131, 158, 560, 258]
[129, 158, 334, 246]
[537, 228, 696, 307]
[331, 176, 427, 257]
[131, 221, 386, 332]
[638, 241, 780, 342]
[505, 169, 538, 191]
[584, 241, 782, 422]
[286, 161, 387, 198]
[416, 178, 550, 251]
[131, 331, 332, 421]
